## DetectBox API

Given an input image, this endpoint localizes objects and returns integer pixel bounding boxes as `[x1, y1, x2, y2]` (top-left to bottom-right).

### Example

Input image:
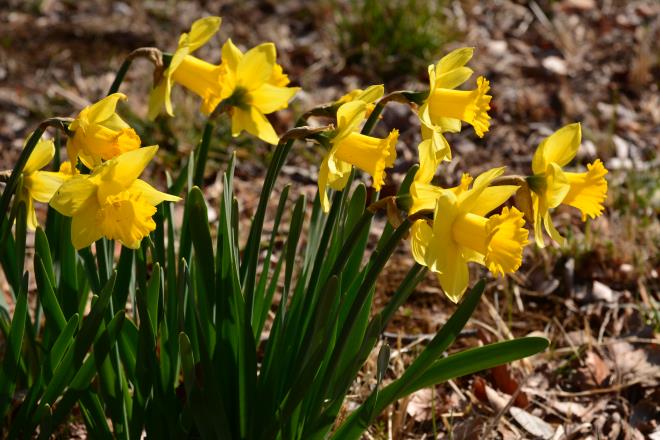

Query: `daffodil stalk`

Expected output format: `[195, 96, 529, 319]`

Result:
[107, 47, 164, 95]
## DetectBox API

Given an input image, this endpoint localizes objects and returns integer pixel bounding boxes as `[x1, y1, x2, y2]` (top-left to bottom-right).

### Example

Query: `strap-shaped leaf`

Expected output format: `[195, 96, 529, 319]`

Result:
[0, 273, 28, 419]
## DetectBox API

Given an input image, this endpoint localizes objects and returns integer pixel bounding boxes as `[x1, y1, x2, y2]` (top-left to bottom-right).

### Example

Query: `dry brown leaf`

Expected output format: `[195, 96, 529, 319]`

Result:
[405, 388, 435, 422]
[584, 350, 610, 386]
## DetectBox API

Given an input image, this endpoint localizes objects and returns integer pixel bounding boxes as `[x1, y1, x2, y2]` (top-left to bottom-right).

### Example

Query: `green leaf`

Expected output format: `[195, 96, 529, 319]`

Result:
[187, 187, 215, 312]
[14, 201, 27, 280]
[34, 227, 55, 287]
[402, 337, 549, 395]
[34, 255, 66, 334]
[0, 273, 28, 419]
[193, 121, 214, 187]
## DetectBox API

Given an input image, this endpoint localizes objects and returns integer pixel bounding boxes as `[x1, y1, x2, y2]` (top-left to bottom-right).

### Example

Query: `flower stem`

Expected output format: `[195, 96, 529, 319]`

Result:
[107, 47, 164, 95]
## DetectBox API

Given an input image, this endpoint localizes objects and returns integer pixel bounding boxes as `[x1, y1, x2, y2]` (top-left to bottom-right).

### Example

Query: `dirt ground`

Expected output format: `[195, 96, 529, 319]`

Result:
[1, 0, 659, 438]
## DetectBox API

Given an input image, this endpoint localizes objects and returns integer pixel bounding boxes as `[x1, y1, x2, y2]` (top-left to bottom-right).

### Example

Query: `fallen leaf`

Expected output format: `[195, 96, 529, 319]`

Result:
[584, 350, 610, 386]
[510, 407, 556, 439]
[406, 388, 435, 422]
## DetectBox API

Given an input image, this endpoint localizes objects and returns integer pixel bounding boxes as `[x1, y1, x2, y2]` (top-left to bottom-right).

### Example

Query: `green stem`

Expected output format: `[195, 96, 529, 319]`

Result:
[193, 121, 215, 187]
[107, 47, 164, 95]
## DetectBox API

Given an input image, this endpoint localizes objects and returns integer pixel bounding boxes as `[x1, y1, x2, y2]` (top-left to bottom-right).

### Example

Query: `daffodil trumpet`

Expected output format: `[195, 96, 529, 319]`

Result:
[317, 97, 399, 213]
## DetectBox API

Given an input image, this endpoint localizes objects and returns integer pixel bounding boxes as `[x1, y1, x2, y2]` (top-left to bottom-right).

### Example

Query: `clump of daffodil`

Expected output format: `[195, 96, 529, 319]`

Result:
[410, 167, 528, 302]
[15, 137, 76, 229]
[417, 47, 492, 163]
[148, 16, 222, 120]
[318, 88, 398, 212]
[527, 122, 608, 247]
[67, 93, 141, 168]
[50, 146, 180, 250]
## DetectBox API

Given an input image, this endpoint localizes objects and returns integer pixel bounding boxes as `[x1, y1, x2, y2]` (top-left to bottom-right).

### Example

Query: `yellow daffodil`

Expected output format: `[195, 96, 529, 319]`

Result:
[417, 47, 492, 163]
[153, 36, 299, 145]
[16, 138, 76, 229]
[528, 123, 608, 247]
[211, 39, 299, 144]
[148, 16, 222, 119]
[410, 167, 527, 302]
[318, 93, 398, 212]
[50, 146, 180, 250]
[67, 93, 141, 169]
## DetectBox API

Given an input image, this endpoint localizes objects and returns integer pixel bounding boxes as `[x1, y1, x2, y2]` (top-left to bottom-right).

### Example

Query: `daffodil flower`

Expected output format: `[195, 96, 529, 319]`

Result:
[148, 16, 222, 120]
[50, 146, 180, 250]
[418, 47, 492, 163]
[16, 138, 75, 229]
[528, 123, 608, 247]
[67, 93, 141, 168]
[410, 167, 527, 302]
[318, 92, 399, 212]
[210, 39, 300, 144]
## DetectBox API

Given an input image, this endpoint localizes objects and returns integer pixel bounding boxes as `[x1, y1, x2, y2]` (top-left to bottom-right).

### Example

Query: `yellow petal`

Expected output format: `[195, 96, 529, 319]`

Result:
[429, 192, 460, 276]
[458, 166, 505, 211]
[545, 163, 570, 209]
[543, 211, 565, 246]
[50, 175, 97, 217]
[222, 38, 244, 72]
[167, 46, 191, 81]
[335, 100, 367, 140]
[129, 179, 181, 205]
[436, 47, 474, 73]
[437, 244, 469, 303]
[231, 107, 279, 145]
[356, 84, 384, 104]
[22, 192, 38, 230]
[85, 93, 127, 124]
[436, 66, 474, 89]
[414, 138, 437, 185]
[23, 170, 69, 203]
[326, 157, 352, 191]
[410, 220, 432, 266]
[101, 146, 159, 187]
[318, 155, 331, 213]
[409, 181, 445, 215]
[185, 16, 222, 53]
[562, 159, 608, 220]
[71, 199, 104, 249]
[237, 43, 276, 90]
[148, 76, 173, 119]
[532, 123, 581, 174]
[471, 185, 519, 217]
[251, 83, 299, 114]
[531, 192, 547, 248]
[24, 138, 55, 174]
